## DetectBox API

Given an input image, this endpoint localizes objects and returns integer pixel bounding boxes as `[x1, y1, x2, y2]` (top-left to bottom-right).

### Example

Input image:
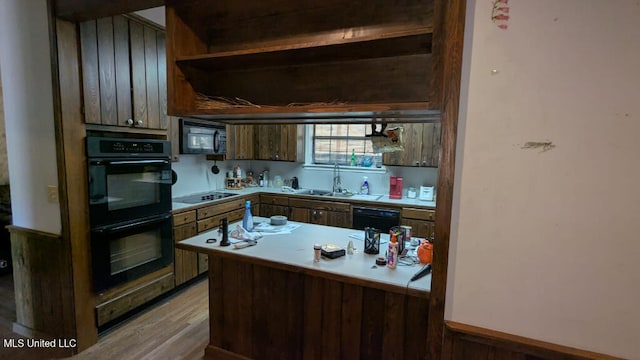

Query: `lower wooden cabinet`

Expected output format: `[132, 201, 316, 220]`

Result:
[173, 219, 198, 286]
[401, 207, 436, 239]
[172, 195, 259, 286]
[289, 198, 351, 228]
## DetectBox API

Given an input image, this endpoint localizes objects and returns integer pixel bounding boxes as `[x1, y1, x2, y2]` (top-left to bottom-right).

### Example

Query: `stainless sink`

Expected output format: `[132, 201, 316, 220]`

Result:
[300, 189, 333, 196]
[299, 189, 353, 197]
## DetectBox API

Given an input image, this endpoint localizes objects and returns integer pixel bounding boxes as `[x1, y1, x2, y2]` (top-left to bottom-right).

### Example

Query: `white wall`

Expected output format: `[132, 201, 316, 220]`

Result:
[0, 0, 61, 233]
[0, 68, 8, 185]
[447, 1, 640, 358]
[171, 155, 437, 199]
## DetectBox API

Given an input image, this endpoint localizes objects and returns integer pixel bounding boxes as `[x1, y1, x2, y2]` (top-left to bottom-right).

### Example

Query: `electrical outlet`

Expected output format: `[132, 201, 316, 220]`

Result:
[47, 185, 58, 203]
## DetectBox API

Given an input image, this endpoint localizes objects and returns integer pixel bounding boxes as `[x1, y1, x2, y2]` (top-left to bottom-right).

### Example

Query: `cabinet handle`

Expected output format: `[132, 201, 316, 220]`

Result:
[135, 119, 143, 127]
[126, 119, 134, 126]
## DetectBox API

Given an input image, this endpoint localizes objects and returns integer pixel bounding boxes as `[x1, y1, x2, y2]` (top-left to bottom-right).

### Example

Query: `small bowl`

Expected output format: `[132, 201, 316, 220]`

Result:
[270, 215, 288, 226]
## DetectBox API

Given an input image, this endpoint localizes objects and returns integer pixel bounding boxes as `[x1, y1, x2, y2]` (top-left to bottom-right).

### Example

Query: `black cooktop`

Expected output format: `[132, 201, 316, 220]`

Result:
[174, 192, 237, 204]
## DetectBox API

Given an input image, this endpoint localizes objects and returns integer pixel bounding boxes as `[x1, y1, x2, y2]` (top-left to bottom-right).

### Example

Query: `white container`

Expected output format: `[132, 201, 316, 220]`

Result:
[419, 186, 434, 201]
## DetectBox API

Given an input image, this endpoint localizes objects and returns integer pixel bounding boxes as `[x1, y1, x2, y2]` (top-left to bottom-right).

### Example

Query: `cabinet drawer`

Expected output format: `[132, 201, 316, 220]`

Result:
[289, 198, 350, 212]
[197, 198, 246, 219]
[173, 210, 196, 226]
[260, 194, 289, 206]
[197, 208, 245, 233]
[402, 207, 435, 221]
[173, 222, 197, 243]
[95, 272, 174, 326]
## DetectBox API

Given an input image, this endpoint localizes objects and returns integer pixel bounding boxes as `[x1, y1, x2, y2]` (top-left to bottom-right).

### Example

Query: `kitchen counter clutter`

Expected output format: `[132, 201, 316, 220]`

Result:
[177, 218, 431, 359]
[172, 186, 436, 211]
[178, 217, 431, 294]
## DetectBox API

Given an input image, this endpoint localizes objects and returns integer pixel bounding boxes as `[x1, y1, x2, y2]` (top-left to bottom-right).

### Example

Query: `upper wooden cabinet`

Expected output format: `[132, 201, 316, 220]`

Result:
[225, 125, 254, 160]
[165, 0, 440, 122]
[254, 124, 302, 161]
[226, 124, 303, 161]
[383, 122, 441, 167]
[80, 15, 168, 130]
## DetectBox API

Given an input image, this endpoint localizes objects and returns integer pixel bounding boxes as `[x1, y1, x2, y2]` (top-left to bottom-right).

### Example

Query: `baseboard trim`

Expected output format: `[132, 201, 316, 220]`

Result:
[445, 321, 623, 360]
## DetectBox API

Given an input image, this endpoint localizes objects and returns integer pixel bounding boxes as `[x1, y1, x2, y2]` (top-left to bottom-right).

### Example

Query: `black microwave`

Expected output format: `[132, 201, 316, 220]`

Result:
[179, 118, 227, 155]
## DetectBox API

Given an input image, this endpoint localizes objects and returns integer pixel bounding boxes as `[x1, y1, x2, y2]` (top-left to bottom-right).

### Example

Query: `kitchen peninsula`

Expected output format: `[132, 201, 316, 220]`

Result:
[178, 218, 431, 360]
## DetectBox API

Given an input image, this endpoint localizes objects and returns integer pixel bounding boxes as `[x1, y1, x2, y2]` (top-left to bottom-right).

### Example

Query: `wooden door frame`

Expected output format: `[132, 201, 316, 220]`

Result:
[50, 0, 468, 356]
[428, 0, 466, 358]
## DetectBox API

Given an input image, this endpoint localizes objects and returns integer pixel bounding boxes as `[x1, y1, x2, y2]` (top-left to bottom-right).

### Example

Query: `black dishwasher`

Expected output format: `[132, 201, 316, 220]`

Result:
[352, 206, 400, 233]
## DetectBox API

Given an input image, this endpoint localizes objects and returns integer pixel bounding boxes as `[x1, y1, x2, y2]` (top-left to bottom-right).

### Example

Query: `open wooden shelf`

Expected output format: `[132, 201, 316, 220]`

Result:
[166, 0, 440, 122]
[176, 25, 432, 71]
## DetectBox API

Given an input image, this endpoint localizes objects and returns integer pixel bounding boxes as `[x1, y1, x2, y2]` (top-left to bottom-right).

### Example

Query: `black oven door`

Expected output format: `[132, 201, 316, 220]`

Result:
[91, 213, 173, 292]
[88, 158, 172, 227]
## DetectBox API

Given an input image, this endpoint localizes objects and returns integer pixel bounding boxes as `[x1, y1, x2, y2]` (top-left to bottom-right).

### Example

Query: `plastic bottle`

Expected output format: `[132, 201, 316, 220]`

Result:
[387, 233, 398, 269]
[242, 200, 254, 231]
[360, 176, 369, 195]
[350, 149, 356, 166]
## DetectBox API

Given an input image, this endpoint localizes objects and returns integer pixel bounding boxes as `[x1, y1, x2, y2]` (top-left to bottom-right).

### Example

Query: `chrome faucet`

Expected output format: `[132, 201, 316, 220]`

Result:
[332, 162, 342, 194]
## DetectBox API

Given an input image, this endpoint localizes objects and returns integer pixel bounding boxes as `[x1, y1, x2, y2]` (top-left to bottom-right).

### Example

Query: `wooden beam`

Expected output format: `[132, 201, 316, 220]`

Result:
[55, 0, 165, 22]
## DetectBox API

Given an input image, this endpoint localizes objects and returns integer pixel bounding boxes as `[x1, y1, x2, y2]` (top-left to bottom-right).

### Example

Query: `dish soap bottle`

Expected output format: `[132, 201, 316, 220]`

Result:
[242, 200, 254, 232]
[350, 149, 356, 166]
[360, 176, 369, 195]
[387, 233, 398, 269]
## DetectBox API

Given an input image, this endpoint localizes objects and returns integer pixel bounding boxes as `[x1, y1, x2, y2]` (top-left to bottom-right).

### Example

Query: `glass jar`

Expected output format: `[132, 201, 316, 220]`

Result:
[407, 187, 417, 198]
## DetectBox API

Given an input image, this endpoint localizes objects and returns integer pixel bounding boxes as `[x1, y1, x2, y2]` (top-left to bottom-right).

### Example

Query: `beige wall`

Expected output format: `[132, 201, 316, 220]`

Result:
[0, 68, 8, 185]
[447, 1, 640, 358]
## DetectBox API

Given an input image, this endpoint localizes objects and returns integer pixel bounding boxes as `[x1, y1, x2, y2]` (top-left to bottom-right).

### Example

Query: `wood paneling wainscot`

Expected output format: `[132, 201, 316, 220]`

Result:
[443, 321, 623, 360]
[207, 255, 429, 360]
[8, 226, 75, 355]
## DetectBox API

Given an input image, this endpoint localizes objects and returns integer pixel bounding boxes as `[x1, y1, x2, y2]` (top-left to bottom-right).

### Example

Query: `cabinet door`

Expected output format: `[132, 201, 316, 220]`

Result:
[80, 16, 168, 130]
[226, 124, 254, 160]
[254, 124, 299, 161]
[382, 123, 441, 167]
[325, 210, 351, 228]
[382, 123, 424, 166]
[173, 222, 198, 286]
[289, 207, 309, 223]
[401, 219, 434, 239]
[421, 122, 441, 167]
[309, 209, 327, 225]
[260, 204, 289, 218]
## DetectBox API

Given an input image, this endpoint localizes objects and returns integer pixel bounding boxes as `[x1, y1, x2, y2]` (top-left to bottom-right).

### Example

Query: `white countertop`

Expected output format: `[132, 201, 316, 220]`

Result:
[178, 217, 431, 293]
[172, 186, 436, 211]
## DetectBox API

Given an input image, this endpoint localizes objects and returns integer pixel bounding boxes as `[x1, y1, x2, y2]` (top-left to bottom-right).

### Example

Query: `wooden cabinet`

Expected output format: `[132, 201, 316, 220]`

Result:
[259, 194, 289, 218]
[225, 125, 254, 160]
[168, 116, 181, 161]
[383, 122, 441, 167]
[226, 124, 302, 162]
[401, 207, 435, 239]
[172, 210, 198, 285]
[80, 15, 168, 130]
[254, 124, 302, 161]
[165, 0, 438, 121]
[289, 198, 351, 228]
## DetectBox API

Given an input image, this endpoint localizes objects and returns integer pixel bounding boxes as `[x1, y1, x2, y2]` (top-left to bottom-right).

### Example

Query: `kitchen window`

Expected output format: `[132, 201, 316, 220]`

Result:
[308, 124, 382, 167]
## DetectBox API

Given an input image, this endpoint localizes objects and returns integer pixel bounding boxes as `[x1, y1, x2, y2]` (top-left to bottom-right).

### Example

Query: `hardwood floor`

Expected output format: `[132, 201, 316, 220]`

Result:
[0, 276, 209, 360]
[0, 273, 16, 331]
[68, 278, 209, 360]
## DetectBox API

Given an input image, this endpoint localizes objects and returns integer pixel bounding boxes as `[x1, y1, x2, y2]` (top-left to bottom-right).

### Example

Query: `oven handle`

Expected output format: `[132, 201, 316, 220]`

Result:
[92, 213, 172, 234]
[90, 159, 170, 166]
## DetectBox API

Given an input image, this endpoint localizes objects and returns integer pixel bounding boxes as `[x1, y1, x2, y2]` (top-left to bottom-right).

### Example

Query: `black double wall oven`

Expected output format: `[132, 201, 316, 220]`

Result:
[87, 136, 173, 292]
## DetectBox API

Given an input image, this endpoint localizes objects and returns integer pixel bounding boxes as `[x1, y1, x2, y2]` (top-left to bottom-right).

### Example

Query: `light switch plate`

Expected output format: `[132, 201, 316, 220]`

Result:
[47, 185, 58, 203]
